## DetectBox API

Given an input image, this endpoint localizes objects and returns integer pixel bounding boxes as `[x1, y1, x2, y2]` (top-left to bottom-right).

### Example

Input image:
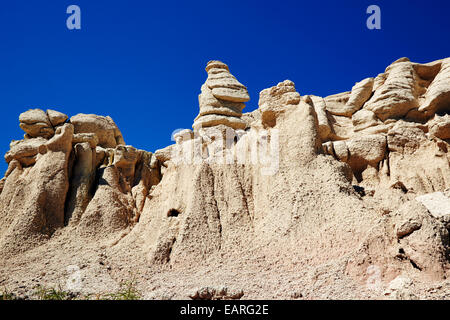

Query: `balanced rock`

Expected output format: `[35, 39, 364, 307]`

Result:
[47, 109, 68, 127]
[70, 114, 125, 148]
[19, 109, 55, 139]
[193, 61, 249, 130]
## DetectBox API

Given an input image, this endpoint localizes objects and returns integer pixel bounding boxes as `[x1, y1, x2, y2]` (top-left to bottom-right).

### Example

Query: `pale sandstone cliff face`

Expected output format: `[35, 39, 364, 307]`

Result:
[0, 58, 449, 299]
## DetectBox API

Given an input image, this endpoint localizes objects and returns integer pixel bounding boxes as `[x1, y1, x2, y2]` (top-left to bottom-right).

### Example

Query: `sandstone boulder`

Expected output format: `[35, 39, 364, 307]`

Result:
[72, 133, 99, 148]
[259, 80, 300, 107]
[364, 58, 418, 121]
[428, 114, 450, 140]
[383, 276, 415, 300]
[189, 287, 244, 300]
[333, 140, 349, 162]
[416, 192, 450, 220]
[310, 96, 331, 140]
[70, 114, 125, 148]
[419, 58, 450, 114]
[113, 145, 139, 185]
[155, 144, 176, 164]
[352, 109, 380, 132]
[387, 121, 427, 153]
[345, 77, 374, 114]
[324, 91, 354, 116]
[47, 109, 68, 127]
[259, 80, 301, 128]
[346, 134, 386, 174]
[19, 109, 54, 139]
[4, 137, 47, 167]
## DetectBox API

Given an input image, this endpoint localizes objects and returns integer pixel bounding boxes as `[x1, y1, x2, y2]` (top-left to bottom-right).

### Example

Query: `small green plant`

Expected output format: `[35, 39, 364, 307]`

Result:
[0, 288, 16, 300]
[104, 279, 141, 300]
[2, 279, 141, 300]
[34, 285, 76, 300]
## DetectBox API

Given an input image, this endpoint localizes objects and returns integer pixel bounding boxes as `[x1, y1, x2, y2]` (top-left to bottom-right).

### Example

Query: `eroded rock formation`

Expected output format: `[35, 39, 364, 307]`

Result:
[193, 60, 250, 130]
[317, 57, 450, 194]
[0, 58, 449, 299]
[0, 110, 160, 254]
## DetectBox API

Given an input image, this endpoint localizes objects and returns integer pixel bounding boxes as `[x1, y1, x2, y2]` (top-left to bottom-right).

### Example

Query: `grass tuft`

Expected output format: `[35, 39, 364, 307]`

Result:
[104, 279, 141, 300]
[0, 288, 16, 300]
[34, 285, 77, 300]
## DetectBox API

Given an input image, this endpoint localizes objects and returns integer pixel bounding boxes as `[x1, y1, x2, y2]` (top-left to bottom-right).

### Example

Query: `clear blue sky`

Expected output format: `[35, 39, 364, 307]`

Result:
[1, 0, 449, 174]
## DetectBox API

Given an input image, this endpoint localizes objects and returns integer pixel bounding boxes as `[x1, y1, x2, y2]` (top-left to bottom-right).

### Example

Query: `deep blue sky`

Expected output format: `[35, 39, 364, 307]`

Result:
[1, 0, 449, 174]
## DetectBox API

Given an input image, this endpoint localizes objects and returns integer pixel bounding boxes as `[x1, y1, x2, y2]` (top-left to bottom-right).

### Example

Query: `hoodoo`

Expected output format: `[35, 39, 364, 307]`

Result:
[193, 60, 250, 130]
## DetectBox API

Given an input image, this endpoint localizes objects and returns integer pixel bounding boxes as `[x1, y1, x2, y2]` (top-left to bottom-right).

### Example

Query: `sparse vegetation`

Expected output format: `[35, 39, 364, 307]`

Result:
[1, 278, 142, 300]
[34, 285, 77, 300]
[0, 288, 16, 300]
[103, 279, 141, 300]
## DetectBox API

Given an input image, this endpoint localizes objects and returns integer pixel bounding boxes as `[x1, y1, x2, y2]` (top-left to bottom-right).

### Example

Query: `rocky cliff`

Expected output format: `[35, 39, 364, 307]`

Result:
[0, 58, 449, 299]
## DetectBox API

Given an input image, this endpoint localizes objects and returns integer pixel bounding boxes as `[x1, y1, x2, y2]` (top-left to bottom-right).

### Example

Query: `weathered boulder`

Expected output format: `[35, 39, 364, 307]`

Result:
[259, 80, 300, 107]
[19, 109, 55, 139]
[419, 58, 450, 114]
[4, 137, 47, 167]
[72, 133, 99, 148]
[352, 109, 380, 132]
[345, 77, 374, 114]
[310, 96, 331, 141]
[113, 145, 139, 186]
[364, 58, 419, 121]
[189, 287, 244, 300]
[346, 134, 386, 173]
[47, 109, 68, 127]
[259, 80, 301, 128]
[428, 114, 450, 140]
[387, 121, 427, 153]
[70, 113, 125, 148]
[155, 144, 176, 164]
[333, 140, 349, 162]
[392, 200, 450, 279]
[383, 276, 416, 300]
[324, 91, 354, 116]
[416, 192, 450, 220]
